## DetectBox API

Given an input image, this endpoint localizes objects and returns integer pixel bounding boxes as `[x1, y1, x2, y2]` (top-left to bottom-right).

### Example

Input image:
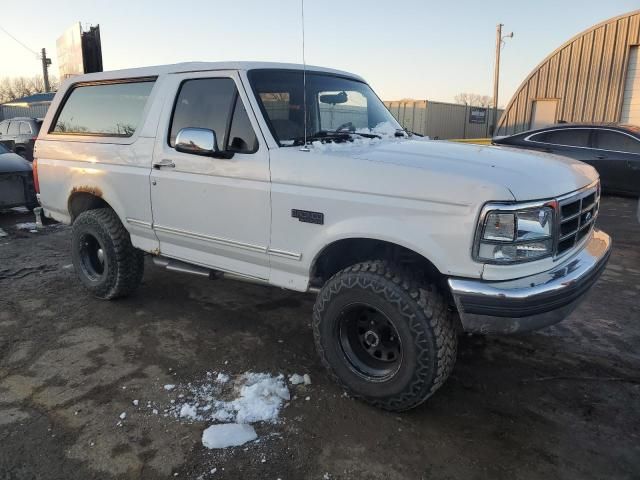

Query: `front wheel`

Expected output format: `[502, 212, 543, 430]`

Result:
[71, 208, 144, 299]
[313, 261, 457, 411]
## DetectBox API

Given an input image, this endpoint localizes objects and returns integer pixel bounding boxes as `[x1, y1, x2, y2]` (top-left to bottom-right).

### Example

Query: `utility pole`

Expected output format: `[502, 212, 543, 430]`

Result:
[41, 48, 52, 92]
[491, 24, 513, 136]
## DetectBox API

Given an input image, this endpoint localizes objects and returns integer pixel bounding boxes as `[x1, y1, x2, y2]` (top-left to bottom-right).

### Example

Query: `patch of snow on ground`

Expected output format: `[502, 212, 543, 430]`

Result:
[226, 373, 290, 424]
[289, 373, 312, 385]
[289, 374, 304, 385]
[179, 404, 198, 419]
[165, 372, 290, 425]
[15, 222, 37, 231]
[0, 228, 7, 238]
[158, 371, 292, 449]
[202, 423, 257, 449]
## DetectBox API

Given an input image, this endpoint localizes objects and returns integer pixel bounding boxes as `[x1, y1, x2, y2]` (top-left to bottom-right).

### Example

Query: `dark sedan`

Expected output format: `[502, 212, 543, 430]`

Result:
[493, 124, 640, 196]
[0, 143, 38, 210]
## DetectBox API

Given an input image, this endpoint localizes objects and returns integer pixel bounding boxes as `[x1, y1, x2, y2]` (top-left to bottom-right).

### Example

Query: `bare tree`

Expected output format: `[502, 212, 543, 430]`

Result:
[0, 75, 59, 104]
[454, 93, 493, 108]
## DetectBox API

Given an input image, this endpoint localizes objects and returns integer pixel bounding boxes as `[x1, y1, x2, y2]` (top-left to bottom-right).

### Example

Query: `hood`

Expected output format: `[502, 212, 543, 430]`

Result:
[313, 138, 598, 201]
[0, 152, 32, 174]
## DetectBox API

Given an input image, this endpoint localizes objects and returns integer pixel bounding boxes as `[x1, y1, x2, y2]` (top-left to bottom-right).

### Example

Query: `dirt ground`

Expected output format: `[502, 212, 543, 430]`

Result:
[0, 197, 639, 480]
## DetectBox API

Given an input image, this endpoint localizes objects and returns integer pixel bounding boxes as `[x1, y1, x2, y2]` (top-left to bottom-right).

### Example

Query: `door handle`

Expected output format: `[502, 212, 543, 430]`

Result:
[153, 159, 175, 169]
[595, 155, 607, 160]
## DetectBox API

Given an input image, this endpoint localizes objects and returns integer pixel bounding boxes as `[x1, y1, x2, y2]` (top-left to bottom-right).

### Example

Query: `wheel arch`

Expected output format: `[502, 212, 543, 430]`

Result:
[309, 236, 444, 287]
[68, 189, 112, 223]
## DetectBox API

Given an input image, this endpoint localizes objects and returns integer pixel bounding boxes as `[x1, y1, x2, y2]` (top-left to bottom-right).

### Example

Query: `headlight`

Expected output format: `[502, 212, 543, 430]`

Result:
[474, 203, 556, 264]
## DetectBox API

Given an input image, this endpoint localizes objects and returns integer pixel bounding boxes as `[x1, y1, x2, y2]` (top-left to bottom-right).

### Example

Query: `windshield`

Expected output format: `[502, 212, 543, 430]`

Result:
[248, 69, 402, 146]
[0, 143, 8, 154]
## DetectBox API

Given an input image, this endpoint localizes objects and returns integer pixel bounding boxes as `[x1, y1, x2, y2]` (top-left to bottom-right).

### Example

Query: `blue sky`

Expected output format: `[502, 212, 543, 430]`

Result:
[1, 1, 638, 104]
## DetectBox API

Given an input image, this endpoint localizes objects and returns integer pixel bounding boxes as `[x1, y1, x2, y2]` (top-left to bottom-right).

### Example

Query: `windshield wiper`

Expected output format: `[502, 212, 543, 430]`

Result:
[283, 130, 382, 146]
[398, 128, 422, 137]
[319, 129, 382, 139]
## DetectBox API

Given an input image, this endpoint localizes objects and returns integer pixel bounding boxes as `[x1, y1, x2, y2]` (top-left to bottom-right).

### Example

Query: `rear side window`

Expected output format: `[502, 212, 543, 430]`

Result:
[169, 78, 257, 153]
[19, 122, 31, 134]
[594, 130, 640, 154]
[0, 121, 8, 135]
[530, 129, 591, 147]
[52, 79, 155, 136]
[8, 122, 20, 135]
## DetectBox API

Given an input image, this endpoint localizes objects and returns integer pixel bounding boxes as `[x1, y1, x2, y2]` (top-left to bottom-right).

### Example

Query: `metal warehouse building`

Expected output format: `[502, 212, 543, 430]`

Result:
[0, 92, 55, 121]
[497, 9, 640, 135]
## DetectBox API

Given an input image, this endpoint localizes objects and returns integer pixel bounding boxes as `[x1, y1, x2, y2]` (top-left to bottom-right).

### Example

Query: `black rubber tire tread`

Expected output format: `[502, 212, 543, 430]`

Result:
[312, 260, 457, 411]
[72, 208, 144, 300]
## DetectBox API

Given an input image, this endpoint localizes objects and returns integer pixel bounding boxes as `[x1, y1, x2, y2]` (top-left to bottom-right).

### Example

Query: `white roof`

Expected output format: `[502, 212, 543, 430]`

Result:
[63, 61, 366, 84]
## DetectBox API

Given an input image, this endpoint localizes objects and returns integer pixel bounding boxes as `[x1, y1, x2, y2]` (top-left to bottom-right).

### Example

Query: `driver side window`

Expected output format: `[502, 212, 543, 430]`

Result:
[169, 78, 258, 154]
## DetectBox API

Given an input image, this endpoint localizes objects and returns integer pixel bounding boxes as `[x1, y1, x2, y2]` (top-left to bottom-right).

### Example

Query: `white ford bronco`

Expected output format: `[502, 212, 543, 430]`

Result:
[35, 62, 611, 411]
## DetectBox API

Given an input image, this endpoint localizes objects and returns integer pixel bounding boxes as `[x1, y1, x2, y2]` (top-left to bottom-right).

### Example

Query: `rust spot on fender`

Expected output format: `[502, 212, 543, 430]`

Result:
[71, 185, 103, 197]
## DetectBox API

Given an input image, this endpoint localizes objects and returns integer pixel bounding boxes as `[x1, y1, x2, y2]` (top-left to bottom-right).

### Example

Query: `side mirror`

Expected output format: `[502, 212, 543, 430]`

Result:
[175, 128, 233, 159]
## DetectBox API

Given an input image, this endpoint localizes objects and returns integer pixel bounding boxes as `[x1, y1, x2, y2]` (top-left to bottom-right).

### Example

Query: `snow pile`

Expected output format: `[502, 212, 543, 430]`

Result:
[220, 373, 290, 424]
[166, 372, 290, 425]
[16, 222, 37, 232]
[160, 371, 292, 449]
[356, 121, 402, 138]
[310, 121, 406, 152]
[288, 373, 311, 385]
[202, 423, 257, 449]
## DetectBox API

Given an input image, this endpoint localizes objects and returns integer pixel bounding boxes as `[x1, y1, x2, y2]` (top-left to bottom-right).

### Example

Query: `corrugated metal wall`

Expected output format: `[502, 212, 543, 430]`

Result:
[385, 100, 503, 139]
[497, 10, 640, 136]
[0, 103, 51, 121]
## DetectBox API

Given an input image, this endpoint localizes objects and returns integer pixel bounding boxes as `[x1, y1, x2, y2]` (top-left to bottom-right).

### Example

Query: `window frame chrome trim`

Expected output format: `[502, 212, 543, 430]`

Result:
[523, 127, 640, 156]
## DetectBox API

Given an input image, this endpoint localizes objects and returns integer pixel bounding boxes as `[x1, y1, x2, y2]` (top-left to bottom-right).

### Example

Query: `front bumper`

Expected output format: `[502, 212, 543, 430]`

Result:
[448, 229, 612, 334]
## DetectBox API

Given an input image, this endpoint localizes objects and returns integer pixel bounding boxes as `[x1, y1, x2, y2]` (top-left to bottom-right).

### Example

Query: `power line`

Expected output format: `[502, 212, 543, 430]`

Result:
[0, 23, 40, 58]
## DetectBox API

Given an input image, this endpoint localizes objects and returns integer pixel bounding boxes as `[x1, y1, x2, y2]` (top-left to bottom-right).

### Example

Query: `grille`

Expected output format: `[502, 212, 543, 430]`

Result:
[556, 184, 599, 256]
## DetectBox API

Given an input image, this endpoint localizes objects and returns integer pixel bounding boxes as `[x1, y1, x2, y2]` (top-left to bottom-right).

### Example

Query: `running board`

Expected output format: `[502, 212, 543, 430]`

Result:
[151, 256, 272, 288]
[152, 256, 210, 277]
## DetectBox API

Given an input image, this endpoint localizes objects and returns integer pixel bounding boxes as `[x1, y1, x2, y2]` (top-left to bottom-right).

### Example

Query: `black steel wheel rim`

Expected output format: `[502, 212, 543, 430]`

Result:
[79, 233, 106, 281]
[338, 303, 403, 381]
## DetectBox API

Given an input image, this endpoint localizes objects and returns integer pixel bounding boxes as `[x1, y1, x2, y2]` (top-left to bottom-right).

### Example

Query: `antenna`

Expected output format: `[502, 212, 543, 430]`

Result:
[300, 0, 310, 152]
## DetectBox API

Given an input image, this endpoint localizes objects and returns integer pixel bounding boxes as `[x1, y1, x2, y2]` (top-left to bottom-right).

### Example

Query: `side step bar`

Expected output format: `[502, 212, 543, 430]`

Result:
[151, 256, 320, 293]
[152, 256, 273, 288]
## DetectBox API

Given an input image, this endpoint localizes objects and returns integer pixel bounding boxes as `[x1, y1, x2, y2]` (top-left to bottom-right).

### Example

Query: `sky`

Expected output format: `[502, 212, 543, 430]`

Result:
[1, 0, 638, 105]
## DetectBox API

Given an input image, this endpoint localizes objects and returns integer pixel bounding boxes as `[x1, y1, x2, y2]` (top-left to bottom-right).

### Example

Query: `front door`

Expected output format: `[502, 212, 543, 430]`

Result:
[150, 71, 271, 280]
[590, 129, 640, 195]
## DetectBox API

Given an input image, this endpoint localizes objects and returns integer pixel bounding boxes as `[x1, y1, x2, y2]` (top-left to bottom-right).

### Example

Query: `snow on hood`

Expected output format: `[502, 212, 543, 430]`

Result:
[310, 121, 408, 152]
[307, 131, 597, 201]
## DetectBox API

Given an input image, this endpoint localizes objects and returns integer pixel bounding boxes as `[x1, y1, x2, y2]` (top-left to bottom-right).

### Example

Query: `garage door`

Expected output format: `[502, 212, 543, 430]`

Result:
[621, 46, 640, 125]
[530, 99, 558, 130]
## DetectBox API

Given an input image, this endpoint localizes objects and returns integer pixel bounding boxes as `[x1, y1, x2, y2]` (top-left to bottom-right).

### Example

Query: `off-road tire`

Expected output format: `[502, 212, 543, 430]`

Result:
[71, 208, 144, 299]
[313, 260, 457, 411]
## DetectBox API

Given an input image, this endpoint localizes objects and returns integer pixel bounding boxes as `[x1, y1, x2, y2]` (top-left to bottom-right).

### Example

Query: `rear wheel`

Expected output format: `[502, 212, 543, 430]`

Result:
[71, 208, 144, 299]
[313, 260, 457, 411]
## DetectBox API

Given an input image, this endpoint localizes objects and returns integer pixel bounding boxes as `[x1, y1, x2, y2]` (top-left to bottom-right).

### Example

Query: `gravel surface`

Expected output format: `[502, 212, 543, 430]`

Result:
[0, 197, 639, 480]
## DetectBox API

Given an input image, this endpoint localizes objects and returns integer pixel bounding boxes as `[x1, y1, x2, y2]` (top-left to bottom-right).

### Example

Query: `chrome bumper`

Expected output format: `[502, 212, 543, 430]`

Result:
[448, 229, 612, 334]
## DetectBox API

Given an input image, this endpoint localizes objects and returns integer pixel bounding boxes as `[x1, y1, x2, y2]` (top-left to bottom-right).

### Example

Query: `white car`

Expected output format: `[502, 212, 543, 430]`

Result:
[35, 62, 611, 411]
